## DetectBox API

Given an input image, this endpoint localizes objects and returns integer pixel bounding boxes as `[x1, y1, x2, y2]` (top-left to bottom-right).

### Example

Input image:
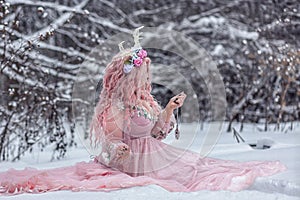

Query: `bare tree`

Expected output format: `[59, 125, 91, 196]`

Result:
[0, 0, 299, 161]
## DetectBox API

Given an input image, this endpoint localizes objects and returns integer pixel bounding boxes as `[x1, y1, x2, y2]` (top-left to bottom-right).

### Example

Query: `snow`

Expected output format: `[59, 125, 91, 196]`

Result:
[211, 44, 225, 56]
[183, 16, 226, 28]
[0, 122, 299, 199]
[228, 26, 259, 40]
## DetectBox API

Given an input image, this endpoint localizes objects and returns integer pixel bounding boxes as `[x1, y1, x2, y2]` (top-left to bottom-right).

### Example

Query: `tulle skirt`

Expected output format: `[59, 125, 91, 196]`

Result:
[0, 136, 287, 196]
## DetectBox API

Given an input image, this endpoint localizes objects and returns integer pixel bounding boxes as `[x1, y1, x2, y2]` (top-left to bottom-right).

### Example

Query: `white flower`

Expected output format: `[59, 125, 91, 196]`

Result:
[123, 63, 134, 74]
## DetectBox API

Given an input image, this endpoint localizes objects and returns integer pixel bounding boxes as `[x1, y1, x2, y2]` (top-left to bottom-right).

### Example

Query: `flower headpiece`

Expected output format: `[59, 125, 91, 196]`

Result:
[118, 26, 148, 74]
[123, 48, 147, 73]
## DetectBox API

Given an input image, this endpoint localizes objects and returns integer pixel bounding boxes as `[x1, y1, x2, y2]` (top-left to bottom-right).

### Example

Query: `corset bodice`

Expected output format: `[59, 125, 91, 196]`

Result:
[124, 109, 156, 139]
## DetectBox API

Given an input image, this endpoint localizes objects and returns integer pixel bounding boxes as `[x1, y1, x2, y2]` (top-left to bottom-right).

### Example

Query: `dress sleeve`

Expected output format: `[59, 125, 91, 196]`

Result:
[150, 109, 176, 140]
[94, 106, 131, 168]
[95, 139, 130, 168]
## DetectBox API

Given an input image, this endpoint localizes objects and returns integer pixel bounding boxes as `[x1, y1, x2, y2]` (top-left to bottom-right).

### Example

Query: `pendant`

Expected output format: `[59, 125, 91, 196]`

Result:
[175, 126, 180, 140]
[175, 108, 180, 140]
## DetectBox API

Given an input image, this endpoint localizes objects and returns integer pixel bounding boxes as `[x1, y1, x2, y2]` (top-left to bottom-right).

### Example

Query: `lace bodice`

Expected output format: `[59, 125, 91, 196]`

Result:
[126, 109, 156, 139]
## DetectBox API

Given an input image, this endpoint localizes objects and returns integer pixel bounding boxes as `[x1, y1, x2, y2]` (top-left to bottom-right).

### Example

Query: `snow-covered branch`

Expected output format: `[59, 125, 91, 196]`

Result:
[9, 0, 90, 46]
[7, 0, 89, 14]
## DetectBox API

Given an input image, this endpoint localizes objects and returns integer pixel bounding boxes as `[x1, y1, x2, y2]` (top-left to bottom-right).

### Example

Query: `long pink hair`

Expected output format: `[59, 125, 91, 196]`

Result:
[89, 49, 161, 149]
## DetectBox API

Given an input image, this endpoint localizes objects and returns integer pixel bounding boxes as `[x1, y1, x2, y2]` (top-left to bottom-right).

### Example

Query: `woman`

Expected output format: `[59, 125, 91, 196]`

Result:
[88, 36, 186, 176]
[0, 27, 286, 195]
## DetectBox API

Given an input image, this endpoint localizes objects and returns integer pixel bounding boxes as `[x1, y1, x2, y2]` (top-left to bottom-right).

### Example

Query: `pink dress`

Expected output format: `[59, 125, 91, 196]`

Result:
[0, 109, 287, 196]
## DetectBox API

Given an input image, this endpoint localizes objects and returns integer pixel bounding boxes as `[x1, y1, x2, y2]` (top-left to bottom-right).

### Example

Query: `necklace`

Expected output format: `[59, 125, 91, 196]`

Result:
[132, 105, 157, 122]
[115, 101, 157, 122]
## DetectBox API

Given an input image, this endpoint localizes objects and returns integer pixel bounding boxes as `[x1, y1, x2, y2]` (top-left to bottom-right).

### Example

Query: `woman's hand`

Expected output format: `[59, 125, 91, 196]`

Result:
[94, 142, 130, 166]
[166, 91, 187, 112]
[114, 143, 130, 161]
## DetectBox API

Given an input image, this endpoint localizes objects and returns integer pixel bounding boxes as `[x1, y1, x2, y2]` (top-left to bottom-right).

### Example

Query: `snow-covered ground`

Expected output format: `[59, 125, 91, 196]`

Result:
[1, 122, 299, 200]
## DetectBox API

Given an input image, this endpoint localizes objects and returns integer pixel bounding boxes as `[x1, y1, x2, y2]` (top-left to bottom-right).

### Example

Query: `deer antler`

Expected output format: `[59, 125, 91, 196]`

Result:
[132, 26, 144, 50]
[118, 41, 125, 51]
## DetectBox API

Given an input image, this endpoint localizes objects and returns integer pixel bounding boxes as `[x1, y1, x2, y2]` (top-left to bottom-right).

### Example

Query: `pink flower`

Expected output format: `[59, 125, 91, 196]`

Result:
[137, 49, 147, 59]
[133, 57, 143, 67]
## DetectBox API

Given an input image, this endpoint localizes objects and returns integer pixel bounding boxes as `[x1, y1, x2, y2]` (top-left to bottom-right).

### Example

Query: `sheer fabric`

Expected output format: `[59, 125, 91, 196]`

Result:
[0, 109, 286, 195]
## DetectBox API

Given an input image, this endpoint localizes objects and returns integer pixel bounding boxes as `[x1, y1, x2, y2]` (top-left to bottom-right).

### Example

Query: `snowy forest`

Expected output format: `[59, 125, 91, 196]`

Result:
[0, 0, 299, 161]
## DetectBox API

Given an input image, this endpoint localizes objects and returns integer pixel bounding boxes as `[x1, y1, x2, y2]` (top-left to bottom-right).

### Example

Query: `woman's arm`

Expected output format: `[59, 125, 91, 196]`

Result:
[96, 138, 130, 167]
[151, 92, 186, 140]
[94, 106, 131, 167]
[150, 108, 176, 140]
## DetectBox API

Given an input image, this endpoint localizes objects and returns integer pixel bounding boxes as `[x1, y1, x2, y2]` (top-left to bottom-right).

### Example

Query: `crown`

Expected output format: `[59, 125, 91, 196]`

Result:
[118, 26, 148, 74]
